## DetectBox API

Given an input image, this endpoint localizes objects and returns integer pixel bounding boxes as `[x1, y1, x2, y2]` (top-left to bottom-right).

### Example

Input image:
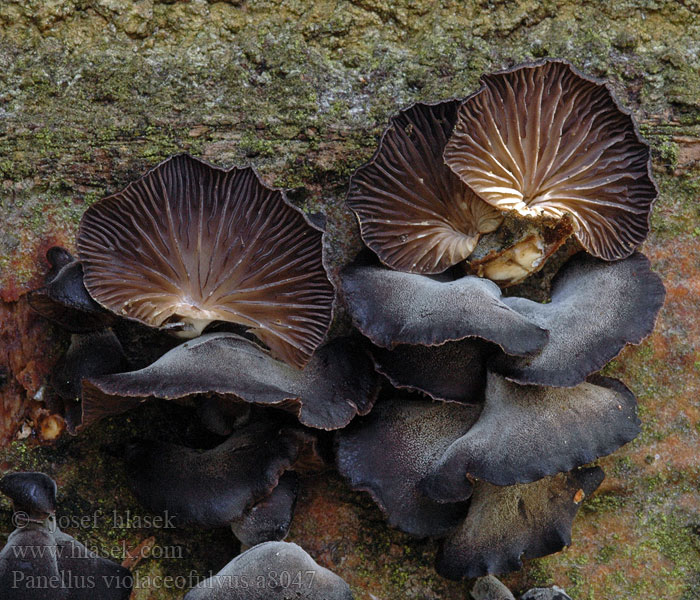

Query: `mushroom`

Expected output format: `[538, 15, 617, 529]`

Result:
[336, 396, 480, 537]
[370, 339, 487, 403]
[28, 247, 114, 332]
[230, 472, 299, 547]
[346, 101, 502, 274]
[341, 264, 548, 356]
[51, 329, 128, 401]
[493, 251, 665, 386]
[444, 59, 657, 261]
[77, 154, 334, 368]
[0, 472, 132, 600]
[435, 467, 605, 579]
[184, 541, 353, 599]
[422, 372, 639, 495]
[78, 333, 378, 431]
[124, 422, 317, 529]
[0, 471, 57, 521]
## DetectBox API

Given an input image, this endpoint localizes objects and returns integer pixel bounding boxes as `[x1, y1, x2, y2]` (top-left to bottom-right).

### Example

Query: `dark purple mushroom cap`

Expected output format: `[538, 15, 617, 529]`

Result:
[494, 252, 666, 386]
[436, 467, 604, 579]
[0, 472, 57, 520]
[51, 330, 128, 401]
[336, 397, 480, 537]
[370, 339, 487, 403]
[79, 333, 378, 431]
[230, 472, 299, 547]
[77, 154, 334, 369]
[424, 373, 639, 493]
[27, 248, 113, 332]
[346, 101, 502, 274]
[125, 423, 315, 528]
[184, 541, 353, 599]
[444, 59, 657, 261]
[341, 264, 548, 356]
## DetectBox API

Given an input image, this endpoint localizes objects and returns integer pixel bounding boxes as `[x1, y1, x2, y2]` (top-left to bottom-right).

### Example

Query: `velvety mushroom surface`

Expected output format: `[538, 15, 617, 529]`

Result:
[425, 372, 639, 490]
[337, 397, 481, 537]
[77, 153, 334, 368]
[230, 472, 299, 547]
[444, 59, 657, 261]
[436, 467, 605, 580]
[79, 333, 378, 431]
[0, 471, 57, 520]
[346, 101, 501, 274]
[341, 265, 548, 355]
[370, 339, 487, 403]
[184, 541, 353, 599]
[125, 423, 315, 528]
[494, 251, 666, 386]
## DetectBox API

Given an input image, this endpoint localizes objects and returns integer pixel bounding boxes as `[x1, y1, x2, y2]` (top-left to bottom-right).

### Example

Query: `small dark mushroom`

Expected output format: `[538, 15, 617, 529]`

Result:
[444, 59, 657, 261]
[424, 373, 639, 492]
[77, 154, 334, 368]
[79, 333, 378, 431]
[435, 467, 605, 579]
[51, 329, 128, 401]
[125, 423, 316, 528]
[341, 264, 548, 356]
[0, 472, 56, 521]
[370, 339, 487, 403]
[493, 251, 665, 386]
[230, 472, 299, 547]
[336, 397, 481, 537]
[0, 472, 132, 600]
[184, 541, 353, 599]
[28, 247, 113, 332]
[347, 101, 502, 274]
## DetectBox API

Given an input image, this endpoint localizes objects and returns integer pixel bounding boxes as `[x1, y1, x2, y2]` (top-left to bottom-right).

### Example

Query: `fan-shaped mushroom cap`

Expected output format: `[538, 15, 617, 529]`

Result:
[79, 333, 378, 431]
[436, 467, 604, 580]
[125, 423, 315, 528]
[370, 340, 487, 403]
[0, 472, 57, 520]
[444, 59, 657, 261]
[341, 265, 548, 356]
[494, 252, 665, 386]
[424, 373, 638, 494]
[28, 248, 113, 332]
[337, 397, 480, 537]
[184, 541, 353, 600]
[346, 101, 502, 274]
[77, 154, 334, 368]
[230, 472, 299, 547]
[51, 330, 128, 401]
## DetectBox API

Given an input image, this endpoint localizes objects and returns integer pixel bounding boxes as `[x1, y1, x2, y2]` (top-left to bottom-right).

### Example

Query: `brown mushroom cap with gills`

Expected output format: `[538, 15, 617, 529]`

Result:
[346, 101, 502, 274]
[77, 154, 334, 369]
[444, 59, 657, 261]
[184, 541, 353, 600]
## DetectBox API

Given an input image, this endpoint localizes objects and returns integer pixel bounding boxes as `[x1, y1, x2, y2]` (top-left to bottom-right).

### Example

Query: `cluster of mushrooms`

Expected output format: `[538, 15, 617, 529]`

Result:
[5, 59, 665, 596]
